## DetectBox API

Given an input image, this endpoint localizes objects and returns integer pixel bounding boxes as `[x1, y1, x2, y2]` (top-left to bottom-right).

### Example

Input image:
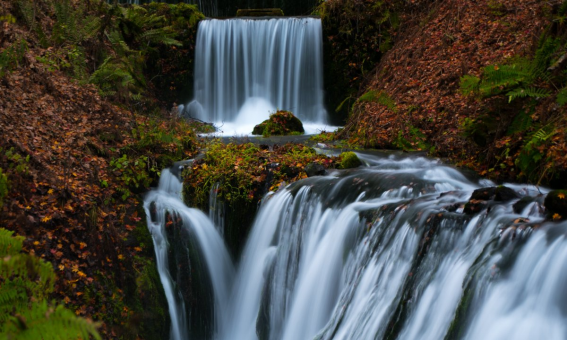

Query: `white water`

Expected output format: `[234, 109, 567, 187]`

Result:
[182, 17, 336, 136]
[145, 155, 567, 340]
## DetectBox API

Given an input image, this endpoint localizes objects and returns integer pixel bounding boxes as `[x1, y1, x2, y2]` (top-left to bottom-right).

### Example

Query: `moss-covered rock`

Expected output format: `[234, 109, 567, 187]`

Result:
[544, 190, 567, 220]
[252, 110, 305, 137]
[339, 151, 362, 169]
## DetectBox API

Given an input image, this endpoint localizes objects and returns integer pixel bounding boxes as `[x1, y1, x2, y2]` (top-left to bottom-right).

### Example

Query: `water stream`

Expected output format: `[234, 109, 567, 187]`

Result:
[144, 154, 567, 340]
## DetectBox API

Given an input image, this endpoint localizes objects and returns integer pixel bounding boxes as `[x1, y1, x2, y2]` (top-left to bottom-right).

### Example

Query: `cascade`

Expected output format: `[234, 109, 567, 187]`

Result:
[182, 17, 330, 135]
[144, 154, 567, 340]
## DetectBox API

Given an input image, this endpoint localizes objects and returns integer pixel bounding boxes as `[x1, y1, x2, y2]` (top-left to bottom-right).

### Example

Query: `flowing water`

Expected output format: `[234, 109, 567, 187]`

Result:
[144, 154, 567, 340]
[180, 17, 335, 135]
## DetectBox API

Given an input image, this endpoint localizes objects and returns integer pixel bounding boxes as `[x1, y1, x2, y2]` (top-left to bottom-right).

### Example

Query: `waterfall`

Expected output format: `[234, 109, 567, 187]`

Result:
[145, 154, 567, 340]
[183, 17, 330, 135]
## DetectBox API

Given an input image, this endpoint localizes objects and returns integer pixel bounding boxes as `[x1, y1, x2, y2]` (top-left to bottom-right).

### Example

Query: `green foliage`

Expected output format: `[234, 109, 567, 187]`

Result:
[461, 38, 559, 103]
[2, 148, 30, 175]
[394, 125, 430, 151]
[0, 228, 100, 339]
[357, 90, 397, 112]
[506, 107, 533, 135]
[557, 87, 567, 106]
[0, 168, 7, 210]
[89, 4, 190, 102]
[52, 0, 101, 46]
[110, 154, 153, 200]
[515, 126, 556, 180]
[0, 39, 28, 78]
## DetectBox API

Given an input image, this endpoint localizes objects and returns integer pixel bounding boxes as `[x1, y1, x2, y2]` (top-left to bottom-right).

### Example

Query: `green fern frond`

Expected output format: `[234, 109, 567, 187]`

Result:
[459, 75, 480, 96]
[3, 302, 101, 340]
[0, 229, 23, 256]
[557, 87, 567, 106]
[507, 86, 551, 103]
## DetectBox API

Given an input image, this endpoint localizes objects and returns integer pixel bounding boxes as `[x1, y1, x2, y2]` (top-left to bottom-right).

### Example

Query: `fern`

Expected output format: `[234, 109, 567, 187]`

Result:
[459, 75, 480, 95]
[557, 87, 567, 106]
[507, 109, 532, 135]
[507, 86, 551, 102]
[515, 126, 556, 178]
[0, 229, 101, 339]
[3, 302, 100, 340]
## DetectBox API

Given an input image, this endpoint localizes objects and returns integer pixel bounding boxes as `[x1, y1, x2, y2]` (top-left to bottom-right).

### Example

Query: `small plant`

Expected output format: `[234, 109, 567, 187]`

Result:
[0, 38, 28, 78]
[2, 148, 30, 175]
[0, 228, 101, 339]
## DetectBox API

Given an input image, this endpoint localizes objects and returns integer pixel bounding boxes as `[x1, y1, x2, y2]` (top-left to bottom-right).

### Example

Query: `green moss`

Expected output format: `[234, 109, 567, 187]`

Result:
[339, 151, 362, 169]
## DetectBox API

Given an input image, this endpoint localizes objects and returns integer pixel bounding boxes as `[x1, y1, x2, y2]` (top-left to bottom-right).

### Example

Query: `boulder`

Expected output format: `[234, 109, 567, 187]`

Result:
[304, 162, 326, 177]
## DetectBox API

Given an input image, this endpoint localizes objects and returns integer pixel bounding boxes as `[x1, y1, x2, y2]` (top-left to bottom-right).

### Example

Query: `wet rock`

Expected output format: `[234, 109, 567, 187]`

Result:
[464, 199, 488, 214]
[513, 196, 535, 214]
[304, 162, 326, 177]
[465, 186, 518, 215]
[544, 190, 567, 220]
[494, 186, 520, 202]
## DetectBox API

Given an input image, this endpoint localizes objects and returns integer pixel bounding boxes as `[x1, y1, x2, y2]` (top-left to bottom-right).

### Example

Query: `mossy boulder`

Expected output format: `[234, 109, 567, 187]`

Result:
[339, 151, 362, 169]
[252, 110, 305, 137]
[544, 190, 567, 220]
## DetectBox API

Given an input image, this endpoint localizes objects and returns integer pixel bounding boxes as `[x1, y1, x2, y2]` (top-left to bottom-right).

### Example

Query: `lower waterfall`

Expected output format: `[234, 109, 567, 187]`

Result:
[144, 154, 567, 340]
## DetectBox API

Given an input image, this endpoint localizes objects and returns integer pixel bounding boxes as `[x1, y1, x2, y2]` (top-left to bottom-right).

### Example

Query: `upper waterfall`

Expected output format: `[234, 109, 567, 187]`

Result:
[183, 17, 329, 134]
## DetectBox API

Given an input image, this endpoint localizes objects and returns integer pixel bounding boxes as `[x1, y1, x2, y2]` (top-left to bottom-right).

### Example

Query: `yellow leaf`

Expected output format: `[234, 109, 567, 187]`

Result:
[48, 189, 54, 194]
[58, 264, 64, 271]
[552, 213, 562, 220]
[558, 193, 565, 200]
[41, 216, 51, 223]
[202, 163, 208, 170]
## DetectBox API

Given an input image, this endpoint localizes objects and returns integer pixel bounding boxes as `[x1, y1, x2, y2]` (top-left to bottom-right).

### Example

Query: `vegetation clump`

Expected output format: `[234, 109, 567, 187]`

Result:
[252, 110, 305, 137]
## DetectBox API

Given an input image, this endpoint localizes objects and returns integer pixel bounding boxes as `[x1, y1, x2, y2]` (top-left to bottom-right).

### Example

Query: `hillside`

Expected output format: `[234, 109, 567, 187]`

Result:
[333, 0, 567, 187]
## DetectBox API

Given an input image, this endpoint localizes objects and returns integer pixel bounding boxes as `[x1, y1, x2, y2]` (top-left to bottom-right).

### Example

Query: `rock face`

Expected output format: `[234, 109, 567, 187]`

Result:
[544, 190, 567, 220]
[252, 110, 305, 137]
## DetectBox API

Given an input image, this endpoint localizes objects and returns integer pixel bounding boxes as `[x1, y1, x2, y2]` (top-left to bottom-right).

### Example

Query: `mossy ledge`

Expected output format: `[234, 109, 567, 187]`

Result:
[182, 141, 336, 258]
